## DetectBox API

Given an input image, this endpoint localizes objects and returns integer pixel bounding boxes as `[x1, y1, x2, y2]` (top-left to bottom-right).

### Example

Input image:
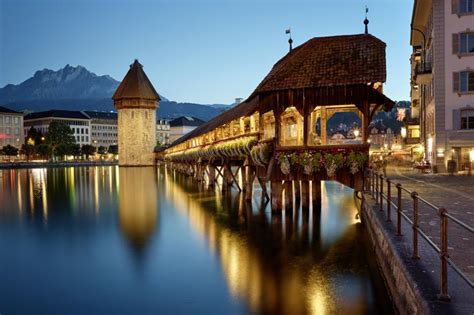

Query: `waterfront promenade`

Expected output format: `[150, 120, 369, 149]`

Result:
[387, 165, 474, 283]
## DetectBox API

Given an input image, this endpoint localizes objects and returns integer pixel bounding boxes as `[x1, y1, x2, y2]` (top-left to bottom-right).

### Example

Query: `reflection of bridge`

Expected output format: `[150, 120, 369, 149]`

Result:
[158, 33, 394, 211]
[161, 168, 388, 314]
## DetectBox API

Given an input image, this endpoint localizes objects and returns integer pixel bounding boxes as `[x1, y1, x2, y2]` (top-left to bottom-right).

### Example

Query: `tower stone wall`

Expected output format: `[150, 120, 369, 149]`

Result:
[117, 106, 156, 166]
[113, 60, 160, 167]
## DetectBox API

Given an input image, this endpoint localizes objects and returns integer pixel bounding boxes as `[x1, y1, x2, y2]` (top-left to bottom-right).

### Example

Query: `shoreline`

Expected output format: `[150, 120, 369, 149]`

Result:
[0, 161, 118, 169]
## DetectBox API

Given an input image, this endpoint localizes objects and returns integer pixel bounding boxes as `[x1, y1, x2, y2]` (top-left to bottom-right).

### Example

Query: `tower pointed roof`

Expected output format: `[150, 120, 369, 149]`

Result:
[113, 60, 160, 101]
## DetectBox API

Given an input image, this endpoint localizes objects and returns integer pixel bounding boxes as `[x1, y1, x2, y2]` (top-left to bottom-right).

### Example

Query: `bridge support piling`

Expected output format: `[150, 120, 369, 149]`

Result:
[245, 166, 256, 201]
[208, 165, 216, 188]
[312, 180, 322, 209]
[284, 180, 293, 211]
[271, 181, 283, 212]
[301, 180, 310, 210]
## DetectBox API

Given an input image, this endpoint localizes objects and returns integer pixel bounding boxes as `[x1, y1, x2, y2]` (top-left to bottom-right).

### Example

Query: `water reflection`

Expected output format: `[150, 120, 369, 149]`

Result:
[0, 167, 391, 314]
[161, 168, 392, 314]
[118, 167, 158, 252]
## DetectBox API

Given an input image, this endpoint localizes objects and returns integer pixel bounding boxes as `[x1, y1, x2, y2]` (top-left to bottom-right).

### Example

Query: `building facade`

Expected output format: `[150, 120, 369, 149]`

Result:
[169, 116, 205, 142]
[85, 111, 118, 148]
[156, 119, 170, 145]
[24, 110, 91, 146]
[411, 0, 474, 172]
[0, 106, 24, 148]
[113, 60, 160, 166]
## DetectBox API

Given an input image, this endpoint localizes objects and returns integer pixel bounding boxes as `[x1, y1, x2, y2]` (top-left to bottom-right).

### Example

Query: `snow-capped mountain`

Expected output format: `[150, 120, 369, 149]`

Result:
[0, 64, 120, 103]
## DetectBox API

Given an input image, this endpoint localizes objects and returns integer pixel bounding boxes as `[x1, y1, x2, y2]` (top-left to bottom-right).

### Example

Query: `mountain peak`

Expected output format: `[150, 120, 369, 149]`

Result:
[0, 65, 121, 103]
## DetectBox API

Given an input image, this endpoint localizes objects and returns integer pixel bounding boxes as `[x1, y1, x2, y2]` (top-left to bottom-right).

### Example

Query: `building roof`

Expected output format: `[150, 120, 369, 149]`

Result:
[252, 34, 387, 95]
[0, 105, 21, 114]
[112, 60, 160, 101]
[84, 111, 117, 120]
[24, 110, 90, 120]
[169, 116, 206, 127]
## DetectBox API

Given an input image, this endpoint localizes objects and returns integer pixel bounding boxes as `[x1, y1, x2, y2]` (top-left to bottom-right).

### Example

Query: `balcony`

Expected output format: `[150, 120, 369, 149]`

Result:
[414, 62, 432, 85]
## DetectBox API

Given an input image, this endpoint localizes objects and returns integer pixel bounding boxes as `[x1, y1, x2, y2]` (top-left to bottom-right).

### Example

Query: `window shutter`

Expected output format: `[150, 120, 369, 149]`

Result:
[452, 0, 459, 14]
[453, 33, 459, 54]
[453, 72, 460, 92]
[453, 109, 461, 130]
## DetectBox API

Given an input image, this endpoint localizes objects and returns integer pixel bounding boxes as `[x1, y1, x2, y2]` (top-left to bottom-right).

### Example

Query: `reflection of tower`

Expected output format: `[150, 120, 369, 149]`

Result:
[113, 60, 160, 166]
[118, 167, 158, 254]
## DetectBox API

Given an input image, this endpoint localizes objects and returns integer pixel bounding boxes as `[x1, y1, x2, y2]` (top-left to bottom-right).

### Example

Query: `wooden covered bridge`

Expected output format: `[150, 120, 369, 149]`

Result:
[157, 33, 394, 212]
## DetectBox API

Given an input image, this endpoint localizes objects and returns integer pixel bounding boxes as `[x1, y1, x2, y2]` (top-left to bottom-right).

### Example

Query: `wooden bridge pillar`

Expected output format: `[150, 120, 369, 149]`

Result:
[284, 180, 293, 211]
[222, 164, 233, 191]
[245, 166, 256, 201]
[271, 181, 283, 212]
[312, 180, 322, 208]
[208, 165, 216, 187]
[294, 180, 301, 203]
[241, 166, 247, 191]
[301, 180, 310, 210]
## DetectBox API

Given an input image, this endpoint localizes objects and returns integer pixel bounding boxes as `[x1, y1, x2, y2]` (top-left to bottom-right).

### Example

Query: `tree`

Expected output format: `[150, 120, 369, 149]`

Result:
[2, 145, 19, 160]
[97, 146, 107, 155]
[20, 144, 36, 161]
[36, 144, 52, 160]
[108, 145, 118, 156]
[26, 127, 44, 145]
[69, 144, 81, 160]
[47, 121, 75, 159]
[81, 144, 96, 160]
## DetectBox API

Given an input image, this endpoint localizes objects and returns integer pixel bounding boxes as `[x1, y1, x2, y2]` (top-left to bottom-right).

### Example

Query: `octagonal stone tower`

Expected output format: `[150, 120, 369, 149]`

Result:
[113, 60, 160, 166]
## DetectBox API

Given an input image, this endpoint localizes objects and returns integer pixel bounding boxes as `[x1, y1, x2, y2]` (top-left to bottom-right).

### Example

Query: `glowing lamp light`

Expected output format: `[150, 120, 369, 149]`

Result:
[427, 137, 433, 153]
[470, 149, 474, 162]
[400, 127, 407, 139]
[354, 129, 360, 138]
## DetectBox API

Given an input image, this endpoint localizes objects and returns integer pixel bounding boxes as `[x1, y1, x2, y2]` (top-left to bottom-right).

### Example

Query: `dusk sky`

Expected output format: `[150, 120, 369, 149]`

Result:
[1, 0, 412, 104]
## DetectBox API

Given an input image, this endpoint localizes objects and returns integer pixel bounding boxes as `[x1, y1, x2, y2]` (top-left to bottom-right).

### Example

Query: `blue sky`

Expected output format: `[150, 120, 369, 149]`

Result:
[0, 0, 413, 104]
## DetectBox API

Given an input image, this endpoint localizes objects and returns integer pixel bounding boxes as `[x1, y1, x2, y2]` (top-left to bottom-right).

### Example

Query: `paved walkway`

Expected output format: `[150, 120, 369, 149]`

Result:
[382, 165, 474, 284]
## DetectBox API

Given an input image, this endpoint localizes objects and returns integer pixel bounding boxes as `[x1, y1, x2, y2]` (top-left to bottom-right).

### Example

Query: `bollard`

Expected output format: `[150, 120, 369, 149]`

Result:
[437, 207, 451, 301]
[386, 179, 391, 222]
[396, 183, 402, 236]
[379, 174, 384, 212]
[411, 191, 420, 259]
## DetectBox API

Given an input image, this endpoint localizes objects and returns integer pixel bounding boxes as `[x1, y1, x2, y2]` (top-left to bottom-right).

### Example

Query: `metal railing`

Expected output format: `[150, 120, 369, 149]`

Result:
[415, 62, 432, 75]
[365, 168, 474, 301]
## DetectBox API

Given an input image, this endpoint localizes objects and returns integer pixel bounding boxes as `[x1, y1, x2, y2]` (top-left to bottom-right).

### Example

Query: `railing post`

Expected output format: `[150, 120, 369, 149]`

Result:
[396, 183, 402, 236]
[386, 178, 392, 222]
[411, 191, 420, 259]
[372, 169, 376, 199]
[437, 207, 451, 301]
[379, 174, 384, 211]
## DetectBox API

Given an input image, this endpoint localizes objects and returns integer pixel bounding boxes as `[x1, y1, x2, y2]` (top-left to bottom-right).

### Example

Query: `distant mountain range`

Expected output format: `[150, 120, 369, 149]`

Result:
[0, 64, 232, 121]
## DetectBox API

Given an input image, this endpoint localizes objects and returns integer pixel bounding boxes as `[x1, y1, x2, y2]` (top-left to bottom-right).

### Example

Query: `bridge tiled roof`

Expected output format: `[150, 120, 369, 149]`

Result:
[253, 34, 386, 95]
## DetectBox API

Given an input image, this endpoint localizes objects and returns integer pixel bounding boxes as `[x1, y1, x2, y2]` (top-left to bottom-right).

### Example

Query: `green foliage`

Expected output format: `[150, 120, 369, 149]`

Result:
[26, 127, 44, 145]
[289, 153, 299, 165]
[312, 152, 322, 172]
[97, 146, 107, 155]
[2, 145, 19, 156]
[70, 144, 81, 158]
[20, 144, 36, 160]
[81, 145, 96, 159]
[36, 144, 52, 159]
[47, 121, 75, 147]
[108, 145, 118, 155]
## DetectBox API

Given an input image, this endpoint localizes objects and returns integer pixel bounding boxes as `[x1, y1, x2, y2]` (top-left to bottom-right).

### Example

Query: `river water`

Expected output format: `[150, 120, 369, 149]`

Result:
[0, 166, 394, 314]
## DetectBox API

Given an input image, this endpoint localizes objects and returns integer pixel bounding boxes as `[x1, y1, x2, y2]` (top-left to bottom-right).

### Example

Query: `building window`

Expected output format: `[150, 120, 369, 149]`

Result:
[5, 116, 10, 124]
[6, 127, 11, 135]
[14, 117, 19, 125]
[460, 71, 474, 92]
[460, 33, 474, 53]
[461, 109, 474, 129]
[460, 0, 474, 13]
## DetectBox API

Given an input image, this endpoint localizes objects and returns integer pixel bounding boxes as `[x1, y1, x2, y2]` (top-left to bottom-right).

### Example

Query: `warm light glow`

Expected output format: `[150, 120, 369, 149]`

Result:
[470, 149, 474, 162]
[400, 127, 407, 139]
[353, 129, 360, 138]
[427, 137, 433, 153]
